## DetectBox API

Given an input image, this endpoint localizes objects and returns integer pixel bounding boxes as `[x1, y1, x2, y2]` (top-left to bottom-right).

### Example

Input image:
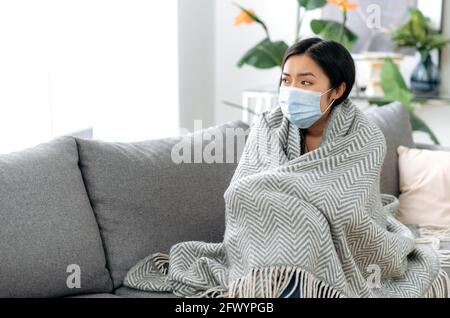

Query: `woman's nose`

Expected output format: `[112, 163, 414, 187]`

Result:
[286, 81, 297, 88]
[289, 81, 301, 88]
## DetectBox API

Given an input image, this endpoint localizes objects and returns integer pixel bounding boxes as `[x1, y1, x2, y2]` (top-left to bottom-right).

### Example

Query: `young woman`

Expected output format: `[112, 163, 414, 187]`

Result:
[278, 37, 355, 298]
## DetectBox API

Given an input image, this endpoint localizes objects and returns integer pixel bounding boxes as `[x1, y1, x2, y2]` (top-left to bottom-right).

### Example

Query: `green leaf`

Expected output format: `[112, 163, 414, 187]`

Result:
[298, 0, 326, 11]
[428, 34, 450, 50]
[310, 19, 358, 51]
[409, 8, 427, 44]
[409, 111, 440, 145]
[237, 38, 289, 69]
[367, 98, 393, 106]
[380, 58, 413, 109]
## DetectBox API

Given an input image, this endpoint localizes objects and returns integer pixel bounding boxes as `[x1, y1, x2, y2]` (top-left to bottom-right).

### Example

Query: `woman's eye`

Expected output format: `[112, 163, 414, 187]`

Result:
[301, 81, 312, 86]
[282, 78, 289, 84]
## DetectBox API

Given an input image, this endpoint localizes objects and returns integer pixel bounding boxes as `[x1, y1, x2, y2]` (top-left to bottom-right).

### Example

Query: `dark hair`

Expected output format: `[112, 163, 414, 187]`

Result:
[279, 37, 355, 107]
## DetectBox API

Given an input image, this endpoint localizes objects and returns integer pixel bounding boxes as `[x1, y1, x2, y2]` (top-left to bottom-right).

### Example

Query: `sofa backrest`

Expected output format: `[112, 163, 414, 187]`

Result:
[75, 120, 249, 288]
[0, 137, 113, 297]
[364, 102, 415, 197]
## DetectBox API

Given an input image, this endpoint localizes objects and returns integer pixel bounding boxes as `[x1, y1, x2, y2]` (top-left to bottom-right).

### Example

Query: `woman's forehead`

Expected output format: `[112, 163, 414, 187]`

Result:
[283, 54, 326, 78]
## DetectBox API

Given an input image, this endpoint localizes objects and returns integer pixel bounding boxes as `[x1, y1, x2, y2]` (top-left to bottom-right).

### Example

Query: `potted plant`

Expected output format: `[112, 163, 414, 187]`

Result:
[391, 7, 450, 95]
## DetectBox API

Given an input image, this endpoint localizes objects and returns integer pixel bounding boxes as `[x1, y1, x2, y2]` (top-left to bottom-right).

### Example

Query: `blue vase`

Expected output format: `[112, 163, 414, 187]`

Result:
[410, 52, 440, 95]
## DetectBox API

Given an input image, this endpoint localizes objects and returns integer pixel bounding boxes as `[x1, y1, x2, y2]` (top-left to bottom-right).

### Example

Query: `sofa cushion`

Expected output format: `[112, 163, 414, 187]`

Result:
[76, 120, 249, 288]
[364, 102, 415, 197]
[0, 137, 113, 297]
[395, 145, 450, 226]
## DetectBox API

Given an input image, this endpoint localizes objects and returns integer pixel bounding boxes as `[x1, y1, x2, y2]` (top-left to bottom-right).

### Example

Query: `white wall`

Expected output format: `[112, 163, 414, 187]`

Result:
[178, 0, 215, 132]
[441, 0, 450, 97]
[0, 1, 53, 153]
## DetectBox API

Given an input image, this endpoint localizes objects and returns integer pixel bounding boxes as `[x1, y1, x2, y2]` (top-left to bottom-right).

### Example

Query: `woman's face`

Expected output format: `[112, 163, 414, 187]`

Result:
[280, 54, 343, 114]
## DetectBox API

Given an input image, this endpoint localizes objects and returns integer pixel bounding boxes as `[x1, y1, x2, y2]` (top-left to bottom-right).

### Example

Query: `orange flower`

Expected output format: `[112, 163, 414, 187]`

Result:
[234, 8, 256, 26]
[327, 0, 358, 12]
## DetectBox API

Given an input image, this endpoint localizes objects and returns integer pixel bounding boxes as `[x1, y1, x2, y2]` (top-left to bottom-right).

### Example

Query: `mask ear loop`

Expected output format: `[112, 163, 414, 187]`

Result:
[323, 98, 335, 114]
[320, 87, 335, 116]
[319, 87, 334, 97]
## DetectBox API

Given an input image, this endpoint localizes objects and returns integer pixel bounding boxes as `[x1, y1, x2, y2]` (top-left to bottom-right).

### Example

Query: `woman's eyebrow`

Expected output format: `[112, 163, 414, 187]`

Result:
[297, 72, 316, 78]
[282, 72, 316, 78]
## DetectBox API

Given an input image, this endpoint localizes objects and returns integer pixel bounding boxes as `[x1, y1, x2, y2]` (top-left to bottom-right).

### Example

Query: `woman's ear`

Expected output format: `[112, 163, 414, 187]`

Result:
[333, 82, 346, 101]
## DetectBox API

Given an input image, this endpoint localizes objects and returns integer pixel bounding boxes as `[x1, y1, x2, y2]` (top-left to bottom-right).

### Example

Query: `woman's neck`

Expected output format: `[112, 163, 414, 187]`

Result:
[306, 113, 330, 138]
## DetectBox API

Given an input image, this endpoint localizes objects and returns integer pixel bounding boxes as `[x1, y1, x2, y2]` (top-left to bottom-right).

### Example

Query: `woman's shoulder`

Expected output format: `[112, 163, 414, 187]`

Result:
[251, 105, 284, 129]
[344, 99, 382, 130]
[346, 99, 387, 146]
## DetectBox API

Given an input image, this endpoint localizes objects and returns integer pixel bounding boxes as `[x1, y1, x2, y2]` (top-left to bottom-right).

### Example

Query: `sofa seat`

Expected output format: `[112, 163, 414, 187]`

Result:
[113, 286, 180, 298]
[68, 293, 122, 298]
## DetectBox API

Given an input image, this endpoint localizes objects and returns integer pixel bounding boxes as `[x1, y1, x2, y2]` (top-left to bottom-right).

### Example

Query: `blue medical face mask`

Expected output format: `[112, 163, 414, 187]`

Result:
[278, 86, 335, 129]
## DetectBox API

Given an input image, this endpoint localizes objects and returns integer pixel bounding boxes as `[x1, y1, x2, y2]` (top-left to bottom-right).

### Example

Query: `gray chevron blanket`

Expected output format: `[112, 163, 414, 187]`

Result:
[124, 99, 450, 298]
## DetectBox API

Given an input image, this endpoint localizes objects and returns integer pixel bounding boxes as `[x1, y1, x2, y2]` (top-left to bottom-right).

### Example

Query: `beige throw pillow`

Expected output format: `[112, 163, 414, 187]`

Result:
[395, 145, 450, 226]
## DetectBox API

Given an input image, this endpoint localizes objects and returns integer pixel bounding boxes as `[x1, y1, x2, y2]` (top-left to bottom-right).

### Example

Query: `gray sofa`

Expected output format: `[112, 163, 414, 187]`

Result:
[1, 102, 449, 298]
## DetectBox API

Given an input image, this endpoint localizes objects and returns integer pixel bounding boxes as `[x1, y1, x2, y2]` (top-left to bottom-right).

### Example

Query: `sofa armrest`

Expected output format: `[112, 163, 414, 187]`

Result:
[414, 142, 450, 152]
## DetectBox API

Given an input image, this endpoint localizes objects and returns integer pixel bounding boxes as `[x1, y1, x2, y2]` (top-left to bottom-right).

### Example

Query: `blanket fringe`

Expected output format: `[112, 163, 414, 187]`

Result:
[418, 225, 450, 241]
[423, 269, 450, 298]
[415, 225, 450, 269]
[140, 252, 449, 298]
[193, 266, 343, 298]
[414, 224, 450, 298]
[193, 265, 450, 298]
